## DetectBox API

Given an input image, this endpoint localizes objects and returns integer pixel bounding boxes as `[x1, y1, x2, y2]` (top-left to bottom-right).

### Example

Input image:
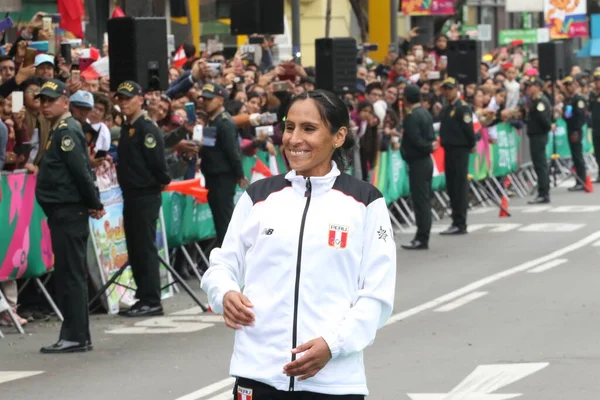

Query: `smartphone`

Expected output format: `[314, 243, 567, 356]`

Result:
[0, 17, 14, 33]
[11, 91, 23, 113]
[256, 126, 274, 139]
[207, 62, 222, 74]
[185, 102, 196, 123]
[24, 48, 37, 67]
[61, 43, 72, 64]
[272, 81, 288, 92]
[48, 13, 62, 24]
[278, 63, 296, 83]
[427, 71, 441, 80]
[192, 125, 203, 142]
[95, 150, 107, 159]
[29, 41, 49, 52]
[42, 17, 52, 32]
[14, 142, 33, 155]
[249, 36, 264, 45]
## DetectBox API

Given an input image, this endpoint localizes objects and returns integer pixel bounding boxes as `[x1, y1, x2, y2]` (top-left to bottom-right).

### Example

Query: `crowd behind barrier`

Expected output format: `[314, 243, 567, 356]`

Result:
[0, 119, 595, 313]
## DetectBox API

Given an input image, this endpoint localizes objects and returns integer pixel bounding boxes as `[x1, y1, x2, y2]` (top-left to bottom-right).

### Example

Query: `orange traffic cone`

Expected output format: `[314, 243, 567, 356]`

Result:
[585, 175, 594, 193]
[206, 306, 212, 313]
[499, 195, 509, 217]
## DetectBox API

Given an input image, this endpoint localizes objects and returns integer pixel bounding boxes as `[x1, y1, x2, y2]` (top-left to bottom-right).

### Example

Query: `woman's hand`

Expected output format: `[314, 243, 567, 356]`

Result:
[283, 337, 332, 381]
[223, 290, 254, 329]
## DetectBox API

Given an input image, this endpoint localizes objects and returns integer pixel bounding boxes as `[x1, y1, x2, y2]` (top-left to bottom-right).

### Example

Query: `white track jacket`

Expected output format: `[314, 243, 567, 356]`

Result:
[201, 162, 397, 395]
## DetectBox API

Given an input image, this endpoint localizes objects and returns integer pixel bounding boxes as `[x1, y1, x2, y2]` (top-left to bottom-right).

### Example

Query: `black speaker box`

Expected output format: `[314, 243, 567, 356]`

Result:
[315, 37, 357, 94]
[107, 17, 169, 92]
[230, 0, 284, 35]
[446, 40, 481, 85]
[538, 41, 566, 81]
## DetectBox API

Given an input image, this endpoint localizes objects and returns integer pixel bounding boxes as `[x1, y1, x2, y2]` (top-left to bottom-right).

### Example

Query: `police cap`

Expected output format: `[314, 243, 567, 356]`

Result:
[441, 77, 457, 89]
[201, 83, 229, 99]
[36, 79, 69, 99]
[115, 80, 144, 98]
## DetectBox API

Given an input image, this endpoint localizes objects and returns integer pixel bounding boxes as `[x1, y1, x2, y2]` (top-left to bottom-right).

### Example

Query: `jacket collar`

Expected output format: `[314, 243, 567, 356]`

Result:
[285, 161, 340, 197]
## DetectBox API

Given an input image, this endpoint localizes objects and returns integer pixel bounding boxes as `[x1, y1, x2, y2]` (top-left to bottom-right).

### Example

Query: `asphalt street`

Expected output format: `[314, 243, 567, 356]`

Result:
[2, 181, 600, 400]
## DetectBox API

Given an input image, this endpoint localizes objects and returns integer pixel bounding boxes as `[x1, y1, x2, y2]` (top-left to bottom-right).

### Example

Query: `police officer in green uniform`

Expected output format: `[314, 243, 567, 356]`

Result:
[115, 81, 172, 317]
[562, 76, 587, 191]
[200, 83, 247, 248]
[400, 84, 437, 250]
[439, 77, 475, 235]
[525, 76, 553, 204]
[588, 71, 600, 182]
[35, 79, 105, 354]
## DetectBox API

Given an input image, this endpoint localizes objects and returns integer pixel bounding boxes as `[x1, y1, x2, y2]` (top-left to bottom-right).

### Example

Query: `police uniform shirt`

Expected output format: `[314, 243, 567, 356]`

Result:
[201, 110, 245, 179]
[439, 98, 475, 149]
[401, 105, 435, 161]
[36, 112, 103, 210]
[588, 91, 600, 124]
[116, 111, 171, 196]
[527, 94, 552, 135]
[564, 94, 587, 133]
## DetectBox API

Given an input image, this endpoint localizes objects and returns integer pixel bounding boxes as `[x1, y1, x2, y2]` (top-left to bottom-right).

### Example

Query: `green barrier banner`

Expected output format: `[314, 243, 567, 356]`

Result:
[546, 118, 571, 158]
[489, 123, 520, 177]
[385, 151, 410, 203]
[583, 125, 594, 154]
[0, 172, 52, 282]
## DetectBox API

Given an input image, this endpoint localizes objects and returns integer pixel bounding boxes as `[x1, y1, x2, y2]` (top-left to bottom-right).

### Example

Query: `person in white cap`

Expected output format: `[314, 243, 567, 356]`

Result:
[34, 54, 55, 80]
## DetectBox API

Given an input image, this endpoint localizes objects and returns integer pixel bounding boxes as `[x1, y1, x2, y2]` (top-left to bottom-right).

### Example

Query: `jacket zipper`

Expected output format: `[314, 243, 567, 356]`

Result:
[289, 177, 312, 391]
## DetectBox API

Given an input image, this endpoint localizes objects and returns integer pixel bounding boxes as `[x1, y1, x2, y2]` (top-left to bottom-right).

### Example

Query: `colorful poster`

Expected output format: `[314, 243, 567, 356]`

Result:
[0, 172, 53, 282]
[402, 0, 455, 16]
[88, 166, 173, 315]
[544, 0, 588, 39]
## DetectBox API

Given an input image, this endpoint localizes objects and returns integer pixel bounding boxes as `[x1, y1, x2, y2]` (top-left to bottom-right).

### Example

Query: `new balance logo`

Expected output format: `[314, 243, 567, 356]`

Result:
[261, 228, 274, 236]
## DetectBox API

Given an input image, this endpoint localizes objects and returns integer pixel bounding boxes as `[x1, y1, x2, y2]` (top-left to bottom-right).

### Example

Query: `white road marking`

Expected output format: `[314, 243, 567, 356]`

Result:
[434, 292, 488, 312]
[527, 258, 568, 274]
[174, 377, 236, 400]
[0, 371, 44, 384]
[386, 230, 600, 325]
[518, 223, 584, 232]
[181, 232, 600, 400]
[521, 205, 553, 213]
[405, 222, 585, 234]
[549, 205, 600, 213]
[106, 314, 224, 335]
[407, 362, 549, 400]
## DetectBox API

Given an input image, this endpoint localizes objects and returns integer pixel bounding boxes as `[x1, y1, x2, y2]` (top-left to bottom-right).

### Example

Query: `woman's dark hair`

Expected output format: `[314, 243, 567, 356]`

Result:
[283, 90, 355, 172]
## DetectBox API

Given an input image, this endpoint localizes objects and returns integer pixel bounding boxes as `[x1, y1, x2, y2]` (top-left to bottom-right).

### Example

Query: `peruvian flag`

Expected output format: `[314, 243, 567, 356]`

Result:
[328, 224, 349, 249]
[58, 0, 85, 39]
[237, 387, 253, 400]
[250, 158, 272, 183]
[472, 112, 482, 134]
[431, 138, 445, 176]
[172, 45, 187, 68]
[81, 57, 109, 80]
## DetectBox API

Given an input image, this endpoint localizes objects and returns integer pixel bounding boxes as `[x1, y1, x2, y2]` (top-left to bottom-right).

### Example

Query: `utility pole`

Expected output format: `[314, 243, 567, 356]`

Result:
[390, 0, 398, 46]
[325, 0, 332, 38]
[292, 0, 301, 64]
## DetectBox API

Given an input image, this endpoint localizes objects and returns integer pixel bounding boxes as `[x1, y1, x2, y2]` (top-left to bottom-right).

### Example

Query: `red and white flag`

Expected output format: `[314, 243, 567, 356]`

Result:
[172, 45, 187, 69]
[237, 386, 253, 400]
[328, 224, 349, 249]
[250, 159, 272, 183]
[81, 56, 109, 80]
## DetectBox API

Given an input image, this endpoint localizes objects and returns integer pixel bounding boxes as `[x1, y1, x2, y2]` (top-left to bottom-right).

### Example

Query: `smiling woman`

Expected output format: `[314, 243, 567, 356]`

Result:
[282, 91, 354, 177]
[200, 89, 397, 400]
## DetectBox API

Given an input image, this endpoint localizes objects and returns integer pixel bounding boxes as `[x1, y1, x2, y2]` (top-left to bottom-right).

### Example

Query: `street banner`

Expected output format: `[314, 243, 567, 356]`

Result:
[544, 0, 588, 39]
[402, 0, 454, 16]
[88, 166, 173, 314]
[546, 118, 572, 158]
[498, 29, 550, 45]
